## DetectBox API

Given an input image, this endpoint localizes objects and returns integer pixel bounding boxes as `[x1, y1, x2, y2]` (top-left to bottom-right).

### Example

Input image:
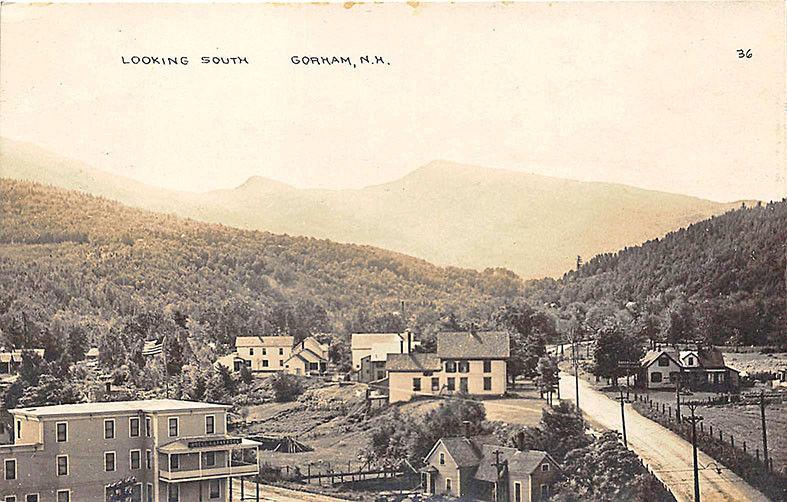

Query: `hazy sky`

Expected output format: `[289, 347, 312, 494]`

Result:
[1, 2, 784, 201]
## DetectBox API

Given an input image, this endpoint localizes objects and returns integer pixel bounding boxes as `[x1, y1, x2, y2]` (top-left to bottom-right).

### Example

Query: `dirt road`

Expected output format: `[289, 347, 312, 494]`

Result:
[559, 373, 770, 502]
[231, 478, 349, 501]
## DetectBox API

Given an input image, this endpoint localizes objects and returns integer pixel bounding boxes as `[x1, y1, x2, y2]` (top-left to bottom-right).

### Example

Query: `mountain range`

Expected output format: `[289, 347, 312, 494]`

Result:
[0, 138, 748, 278]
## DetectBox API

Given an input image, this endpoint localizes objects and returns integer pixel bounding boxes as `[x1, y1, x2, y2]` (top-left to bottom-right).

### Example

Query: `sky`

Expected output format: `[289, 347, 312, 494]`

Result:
[0, 2, 784, 202]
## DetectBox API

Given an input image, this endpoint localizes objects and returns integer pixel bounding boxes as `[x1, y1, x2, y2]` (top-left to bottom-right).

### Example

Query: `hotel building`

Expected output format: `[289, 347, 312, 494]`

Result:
[0, 399, 260, 502]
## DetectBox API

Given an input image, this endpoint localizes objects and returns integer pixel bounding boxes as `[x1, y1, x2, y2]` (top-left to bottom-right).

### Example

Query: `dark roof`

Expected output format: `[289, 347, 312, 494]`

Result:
[697, 347, 726, 369]
[437, 437, 483, 467]
[474, 445, 550, 482]
[437, 331, 510, 359]
[386, 353, 442, 372]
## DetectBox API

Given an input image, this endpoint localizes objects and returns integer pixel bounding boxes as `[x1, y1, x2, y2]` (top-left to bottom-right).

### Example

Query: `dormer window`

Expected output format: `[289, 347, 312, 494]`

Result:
[687, 357, 695, 366]
[439, 452, 445, 465]
[657, 356, 670, 367]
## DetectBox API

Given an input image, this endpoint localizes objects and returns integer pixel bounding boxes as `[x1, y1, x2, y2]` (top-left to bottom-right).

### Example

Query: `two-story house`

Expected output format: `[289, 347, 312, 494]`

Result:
[386, 331, 509, 403]
[0, 399, 260, 502]
[421, 437, 559, 501]
[284, 336, 329, 376]
[233, 336, 294, 374]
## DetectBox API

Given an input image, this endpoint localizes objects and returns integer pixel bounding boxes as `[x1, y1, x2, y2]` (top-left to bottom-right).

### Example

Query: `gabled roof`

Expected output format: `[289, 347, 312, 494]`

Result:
[236, 336, 294, 348]
[697, 347, 726, 369]
[291, 346, 325, 363]
[386, 353, 442, 372]
[437, 331, 509, 359]
[474, 445, 552, 482]
[640, 349, 681, 368]
[431, 437, 483, 467]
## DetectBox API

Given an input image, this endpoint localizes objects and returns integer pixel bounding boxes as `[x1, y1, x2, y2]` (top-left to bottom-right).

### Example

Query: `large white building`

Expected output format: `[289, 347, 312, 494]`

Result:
[0, 399, 260, 501]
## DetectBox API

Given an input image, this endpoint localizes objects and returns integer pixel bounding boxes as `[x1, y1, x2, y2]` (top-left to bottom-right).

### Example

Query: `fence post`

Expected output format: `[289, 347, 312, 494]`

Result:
[743, 441, 747, 453]
[730, 435, 734, 448]
[756, 448, 760, 461]
[710, 425, 713, 437]
[719, 430, 723, 442]
[700, 422, 704, 434]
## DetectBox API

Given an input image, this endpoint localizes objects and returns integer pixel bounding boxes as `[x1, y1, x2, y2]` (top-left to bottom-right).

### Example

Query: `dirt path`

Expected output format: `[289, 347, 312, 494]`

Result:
[559, 373, 770, 502]
[232, 478, 350, 501]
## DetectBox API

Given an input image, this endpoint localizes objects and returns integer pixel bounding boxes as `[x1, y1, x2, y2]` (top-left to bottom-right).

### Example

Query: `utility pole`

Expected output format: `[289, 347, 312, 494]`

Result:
[760, 390, 769, 469]
[683, 401, 703, 502]
[572, 327, 580, 412]
[675, 376, 682, 423]
[491, 449, 508, 502]
[617, 386, 628, 447]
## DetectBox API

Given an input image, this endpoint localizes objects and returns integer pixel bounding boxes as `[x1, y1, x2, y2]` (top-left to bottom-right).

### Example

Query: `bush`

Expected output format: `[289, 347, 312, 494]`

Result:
[269, 373, 304, 402]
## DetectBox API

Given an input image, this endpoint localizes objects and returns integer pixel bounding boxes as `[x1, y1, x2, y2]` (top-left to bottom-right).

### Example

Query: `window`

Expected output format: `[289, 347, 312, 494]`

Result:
[131, 484, 142, 502]
[445, 360, 456, 373]
[483, 360, 492, 373]
[204, 451, 216, 467]
[147, 484, 153, 502]
[25, 496, 37, 502]
[651, 372, 663, 383]
[5, 459, 16, 480]
[262, 360, 269, 367]
[104, 419, 115, 439]
[459, 377, 468, 393]
[279, 360, 284, 367]
[431, 377, 440, 392]
[439, 452, 445, 465]
[541, 484, 549, 498]
[483, 377, 492, 391]
[167, 484, 179, 502]
[170, 454, 180, 470]
[249, 348, 254, 356]
[542, 463, 550, 472]
[5, 496, 16, 502]
[447, 377, 455, 391]
[145, 417, 151, 437]
[412, 378, 421, 392]
[129, 417, 141, 437]
[206, 415, 216, 435]
[445, 478, 452, 493]
[105, 452, 116, 472]
[146, 450, 152, 469]
[56, 491, 70, 502]
[658, 356, 670, 367]
[168, 417, 179, 437]
[56, 422, 68, 442]
[262, 348, 267, 355]
[15, 420, 21, 441]
[130, 449, 141, 470]
[514, 482, 522, 502]
[458, 361, 470, 373]
[209, 479, 220, 499]
[688, 357, 695, 366]
[279, 348, 284, 355]
[56, 455, 68, 476]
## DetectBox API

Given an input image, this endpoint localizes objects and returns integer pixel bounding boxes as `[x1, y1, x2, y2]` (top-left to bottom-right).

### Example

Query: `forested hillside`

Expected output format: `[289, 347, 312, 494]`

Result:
[0, 180, 522, 360]
[525, 200, 786, 346]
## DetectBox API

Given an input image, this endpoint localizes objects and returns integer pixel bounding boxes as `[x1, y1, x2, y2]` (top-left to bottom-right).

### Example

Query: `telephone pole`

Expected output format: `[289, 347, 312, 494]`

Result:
[760, 390, 769, 469]
[617, 387, 628, 447]
[683, 401, 703, 502]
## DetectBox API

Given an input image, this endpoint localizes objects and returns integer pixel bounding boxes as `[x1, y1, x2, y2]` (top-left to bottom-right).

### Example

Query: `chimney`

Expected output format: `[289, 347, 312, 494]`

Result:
[462, 420, 471, 438]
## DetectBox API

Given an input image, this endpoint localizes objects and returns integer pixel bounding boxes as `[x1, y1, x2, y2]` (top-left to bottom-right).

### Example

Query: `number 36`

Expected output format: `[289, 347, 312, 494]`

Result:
[737, 49, 753, 58]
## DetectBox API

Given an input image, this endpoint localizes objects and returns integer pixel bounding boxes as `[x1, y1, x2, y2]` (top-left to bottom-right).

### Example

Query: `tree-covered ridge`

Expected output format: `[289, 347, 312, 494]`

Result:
[0, 179, 523, 353]
[525, 200, 786, 346]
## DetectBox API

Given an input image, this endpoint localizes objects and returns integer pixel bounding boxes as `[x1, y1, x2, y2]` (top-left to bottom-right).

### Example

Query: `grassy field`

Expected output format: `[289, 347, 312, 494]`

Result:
[723, 351, 787, 375]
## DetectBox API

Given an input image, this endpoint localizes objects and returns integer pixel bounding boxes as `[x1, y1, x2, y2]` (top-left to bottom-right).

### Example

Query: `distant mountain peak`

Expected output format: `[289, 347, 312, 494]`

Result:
[235, 175, 294, 192]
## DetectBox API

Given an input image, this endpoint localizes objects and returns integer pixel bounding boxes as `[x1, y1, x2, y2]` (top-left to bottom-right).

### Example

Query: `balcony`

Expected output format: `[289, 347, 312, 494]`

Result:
[159, 460, 258, 482]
